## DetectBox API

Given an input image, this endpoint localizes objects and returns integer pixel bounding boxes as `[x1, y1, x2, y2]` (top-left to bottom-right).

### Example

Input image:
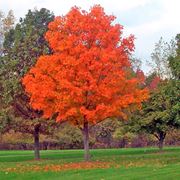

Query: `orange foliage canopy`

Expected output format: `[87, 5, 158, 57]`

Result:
[22, 5, 148, 126]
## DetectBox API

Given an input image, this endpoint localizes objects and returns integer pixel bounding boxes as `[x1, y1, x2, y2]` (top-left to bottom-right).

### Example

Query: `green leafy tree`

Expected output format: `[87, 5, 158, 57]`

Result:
[2, 8, 54, 102]
[129, 35, 180, 150]
[0, 8, 56, 159]
[128, 76, 179, 150]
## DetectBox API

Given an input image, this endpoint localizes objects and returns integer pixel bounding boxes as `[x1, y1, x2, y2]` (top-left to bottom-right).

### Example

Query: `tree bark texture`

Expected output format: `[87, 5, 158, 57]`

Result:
[34, 124, 41, 160]
[82, 121, 90, 161]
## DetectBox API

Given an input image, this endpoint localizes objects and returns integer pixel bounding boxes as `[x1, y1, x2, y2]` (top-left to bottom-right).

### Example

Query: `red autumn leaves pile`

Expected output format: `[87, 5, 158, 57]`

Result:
[22, 5, 148, 126]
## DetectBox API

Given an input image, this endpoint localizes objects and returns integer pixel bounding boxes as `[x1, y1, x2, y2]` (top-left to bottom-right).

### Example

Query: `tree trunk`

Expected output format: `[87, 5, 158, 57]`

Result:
[82, 121, 90, 161]
[158, 132, 166, 151]
[34, 124, 41, 160]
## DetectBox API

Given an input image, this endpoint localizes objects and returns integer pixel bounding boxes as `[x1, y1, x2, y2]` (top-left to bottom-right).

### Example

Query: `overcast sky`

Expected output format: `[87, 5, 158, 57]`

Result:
[1, 0, 180, 73]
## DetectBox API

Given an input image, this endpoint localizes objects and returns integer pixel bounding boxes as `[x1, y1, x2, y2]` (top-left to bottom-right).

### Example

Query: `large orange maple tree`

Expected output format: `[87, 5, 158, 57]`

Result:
[22, 5, 148, 160]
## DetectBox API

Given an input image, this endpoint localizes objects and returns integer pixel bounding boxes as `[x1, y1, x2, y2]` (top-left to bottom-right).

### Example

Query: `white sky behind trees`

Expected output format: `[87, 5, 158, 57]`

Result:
[1, 0, 180, 73]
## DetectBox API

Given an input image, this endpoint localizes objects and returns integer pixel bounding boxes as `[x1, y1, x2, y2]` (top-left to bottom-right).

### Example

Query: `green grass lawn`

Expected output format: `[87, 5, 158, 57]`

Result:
[0, 147, 180, 180]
